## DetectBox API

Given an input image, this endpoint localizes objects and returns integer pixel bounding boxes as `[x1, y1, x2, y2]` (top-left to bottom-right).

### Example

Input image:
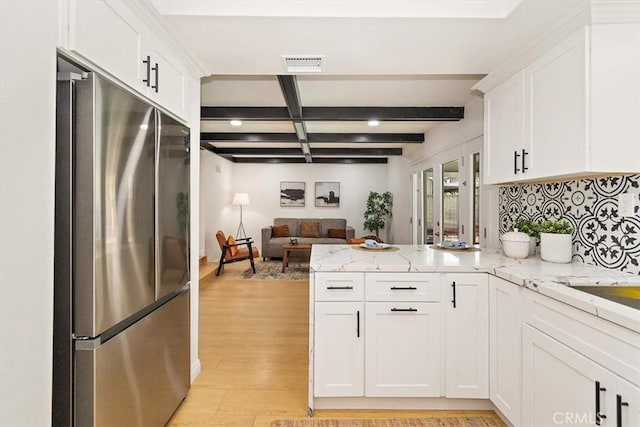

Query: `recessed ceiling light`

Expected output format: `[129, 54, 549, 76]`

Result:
[368, 119, 380, 127]
[230, 119, 242, 126]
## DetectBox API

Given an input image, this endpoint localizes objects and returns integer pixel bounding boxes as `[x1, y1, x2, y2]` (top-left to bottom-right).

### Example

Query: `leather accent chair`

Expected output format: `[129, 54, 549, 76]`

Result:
[215, 230, 259, 276]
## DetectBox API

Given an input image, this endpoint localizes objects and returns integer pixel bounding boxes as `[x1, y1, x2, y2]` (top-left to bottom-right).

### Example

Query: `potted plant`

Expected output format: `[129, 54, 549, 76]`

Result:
[363, 191, 393, 242]
[511, 218, 539, 256]
[539, 220, 573, 263]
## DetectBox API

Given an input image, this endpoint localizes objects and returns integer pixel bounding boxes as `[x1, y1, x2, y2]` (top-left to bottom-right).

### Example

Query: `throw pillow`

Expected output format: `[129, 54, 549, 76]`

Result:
[300, 221, 320, 238]
[327, 228, 347, 239]
[271, 224, 290, 238]
[226, 235, 239, 256]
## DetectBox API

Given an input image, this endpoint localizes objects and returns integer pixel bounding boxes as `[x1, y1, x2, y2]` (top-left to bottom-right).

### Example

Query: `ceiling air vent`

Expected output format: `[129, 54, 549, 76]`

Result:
[282, 55, 325, 73]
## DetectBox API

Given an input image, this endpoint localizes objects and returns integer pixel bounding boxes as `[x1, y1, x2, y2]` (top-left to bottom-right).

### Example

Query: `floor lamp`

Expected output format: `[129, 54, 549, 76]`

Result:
[232, 193, 250, 239]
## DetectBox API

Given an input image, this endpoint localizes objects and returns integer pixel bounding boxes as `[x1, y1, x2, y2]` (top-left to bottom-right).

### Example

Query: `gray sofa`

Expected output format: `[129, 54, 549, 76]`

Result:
[261, 217, 355, 259]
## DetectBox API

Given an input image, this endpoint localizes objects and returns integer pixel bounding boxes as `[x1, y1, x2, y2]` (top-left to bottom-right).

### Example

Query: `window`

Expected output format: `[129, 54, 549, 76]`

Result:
[473, 152, 480, 244]
[423, 168, 434, 244]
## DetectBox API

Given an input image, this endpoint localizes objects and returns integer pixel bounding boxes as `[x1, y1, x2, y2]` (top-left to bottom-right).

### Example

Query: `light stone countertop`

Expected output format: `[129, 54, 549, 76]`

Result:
[310, 244, 640, 332]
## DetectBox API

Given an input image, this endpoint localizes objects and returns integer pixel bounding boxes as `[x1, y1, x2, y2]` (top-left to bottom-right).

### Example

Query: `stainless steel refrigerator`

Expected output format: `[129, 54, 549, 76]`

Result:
[53, 70, 191, 426]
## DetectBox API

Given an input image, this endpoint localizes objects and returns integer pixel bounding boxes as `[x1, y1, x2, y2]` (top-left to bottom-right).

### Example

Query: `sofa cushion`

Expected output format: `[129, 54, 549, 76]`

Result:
[271, 224, 290, 238]
[274, 218, 299, 237]
[321, 218, 347, 237]
[327, 228, 346, 239]
[300, 221, 320, 238]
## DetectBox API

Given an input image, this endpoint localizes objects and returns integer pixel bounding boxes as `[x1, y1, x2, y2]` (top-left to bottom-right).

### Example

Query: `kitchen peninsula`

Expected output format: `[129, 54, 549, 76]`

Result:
[308, 245, 640, 426]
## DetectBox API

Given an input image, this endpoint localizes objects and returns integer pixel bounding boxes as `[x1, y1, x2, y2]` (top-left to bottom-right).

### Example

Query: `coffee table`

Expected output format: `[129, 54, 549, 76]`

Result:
[282, 243, 312, 273]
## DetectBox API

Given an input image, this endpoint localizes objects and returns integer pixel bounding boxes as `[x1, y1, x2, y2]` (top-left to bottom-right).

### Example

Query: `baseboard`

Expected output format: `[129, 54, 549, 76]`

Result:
[190, 358, 201, 383]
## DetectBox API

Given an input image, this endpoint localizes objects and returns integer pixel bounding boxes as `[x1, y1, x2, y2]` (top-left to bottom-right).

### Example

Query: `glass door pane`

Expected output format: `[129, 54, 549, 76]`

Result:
[473, 153, 480, 244]
[423, 168, 434, 244]
[442, 159, 459, 241]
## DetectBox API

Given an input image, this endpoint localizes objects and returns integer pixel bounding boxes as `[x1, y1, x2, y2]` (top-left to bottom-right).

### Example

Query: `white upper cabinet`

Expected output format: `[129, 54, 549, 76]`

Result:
[484, 71, 527, 184]
[63, 0, 189, 120]
[525, 27, 587, 180]
[68, 0, 147, 94]
[482, 23, 640, 184]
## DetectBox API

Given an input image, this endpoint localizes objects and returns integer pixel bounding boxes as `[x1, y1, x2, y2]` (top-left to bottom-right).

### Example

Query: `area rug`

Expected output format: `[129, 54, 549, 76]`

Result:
[271, 417, 505, 427]
[241, 260, 309, 281]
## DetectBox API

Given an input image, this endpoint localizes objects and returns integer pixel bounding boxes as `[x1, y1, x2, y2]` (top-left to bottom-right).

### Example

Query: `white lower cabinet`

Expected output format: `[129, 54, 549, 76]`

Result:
[489, 276, 522, 425]
[522, 325, 640, 427]
[365, 302, 441, 397]
[314, 302, 364, 397]
[444, 273, 489, 399]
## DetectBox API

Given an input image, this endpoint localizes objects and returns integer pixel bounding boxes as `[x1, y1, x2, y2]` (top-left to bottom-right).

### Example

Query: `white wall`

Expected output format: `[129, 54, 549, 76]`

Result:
[405, 97, 484, 164]
[188, 77, 202, 381]
[386, 156, 412, 244]
[200, 151, 235, 261]
[0, 2, 58, 425]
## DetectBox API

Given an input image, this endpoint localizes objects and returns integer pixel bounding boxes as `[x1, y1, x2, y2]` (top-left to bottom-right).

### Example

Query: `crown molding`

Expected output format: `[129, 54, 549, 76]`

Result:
[473, 0, 640, 95]
[472, 2, 590, 94]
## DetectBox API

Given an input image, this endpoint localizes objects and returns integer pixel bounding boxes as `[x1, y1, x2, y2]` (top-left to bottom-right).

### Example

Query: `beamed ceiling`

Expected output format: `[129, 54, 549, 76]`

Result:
[200, 75, 479, 164]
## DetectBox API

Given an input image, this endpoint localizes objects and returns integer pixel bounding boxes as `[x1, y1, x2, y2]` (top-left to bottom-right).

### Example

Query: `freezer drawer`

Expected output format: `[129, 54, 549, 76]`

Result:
[75, 290, 190, 427]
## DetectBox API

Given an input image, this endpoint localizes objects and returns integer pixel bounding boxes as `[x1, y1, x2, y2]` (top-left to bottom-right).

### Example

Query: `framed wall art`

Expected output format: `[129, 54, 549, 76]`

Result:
[315, 182, 340, 207]
[280, 181, 305, 207]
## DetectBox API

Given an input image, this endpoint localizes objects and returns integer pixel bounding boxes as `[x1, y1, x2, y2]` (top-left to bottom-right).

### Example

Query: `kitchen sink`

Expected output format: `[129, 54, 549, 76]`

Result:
[570, 285, 640, 310]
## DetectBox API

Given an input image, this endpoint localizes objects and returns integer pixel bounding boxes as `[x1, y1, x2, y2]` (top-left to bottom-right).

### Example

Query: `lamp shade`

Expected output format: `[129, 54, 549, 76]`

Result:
[232, 193, 250, 206]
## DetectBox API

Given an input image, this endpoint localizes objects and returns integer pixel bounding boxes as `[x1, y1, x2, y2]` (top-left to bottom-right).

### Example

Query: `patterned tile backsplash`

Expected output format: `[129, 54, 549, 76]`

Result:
[499, 174, 640, 275]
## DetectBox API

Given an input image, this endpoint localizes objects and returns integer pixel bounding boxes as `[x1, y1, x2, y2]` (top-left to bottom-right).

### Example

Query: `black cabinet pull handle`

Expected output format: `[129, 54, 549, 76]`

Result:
[326, 286, 353, 290]
[596, 381, 607, 425]
[356, 310, 360, 338]
[390, 286, 417, 290]
[451, 281, 457, 308]
[514, 150, 521, 174]
[616, 394, 629, 427]
[142, 55, 151, 87]
[522, 149, 528, 172]
[390, 307, 417, 312]
[151, 62, 159, 93]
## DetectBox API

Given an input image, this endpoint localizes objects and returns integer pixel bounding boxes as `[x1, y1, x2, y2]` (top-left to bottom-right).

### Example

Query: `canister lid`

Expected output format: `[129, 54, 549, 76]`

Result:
[502, 228, 530, 242]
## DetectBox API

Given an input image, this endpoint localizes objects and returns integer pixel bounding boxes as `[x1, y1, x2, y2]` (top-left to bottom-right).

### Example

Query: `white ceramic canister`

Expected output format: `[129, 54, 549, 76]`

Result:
[540, 233, 573, 263]
[501, 229, 531, 259]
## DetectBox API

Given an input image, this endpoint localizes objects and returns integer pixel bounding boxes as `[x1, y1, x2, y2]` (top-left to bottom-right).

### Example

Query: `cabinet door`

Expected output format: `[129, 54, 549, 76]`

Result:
[483, 71, 526, 184]
[489, 276, 522, 425]
[365, 302, 441, 397]
[522, 325, 615, 427]
[444, 273, 489, 398]
[525, 27, 587, 180]
[610, 377, 640, 427]
[314, 302, 364, 397]
[69, 0, 147, 94]
[147, 34, 188, 120]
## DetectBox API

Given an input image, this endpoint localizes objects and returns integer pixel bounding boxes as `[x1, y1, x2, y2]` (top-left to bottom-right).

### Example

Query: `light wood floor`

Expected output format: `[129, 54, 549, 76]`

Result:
[167, 261, 502, 426]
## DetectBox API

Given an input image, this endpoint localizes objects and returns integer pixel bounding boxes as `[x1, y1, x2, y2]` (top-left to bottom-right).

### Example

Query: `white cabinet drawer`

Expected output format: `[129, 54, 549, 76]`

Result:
[365, 273, 440, 302]
[523, 289, 640, 387]
[315, 272, 364, 301]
